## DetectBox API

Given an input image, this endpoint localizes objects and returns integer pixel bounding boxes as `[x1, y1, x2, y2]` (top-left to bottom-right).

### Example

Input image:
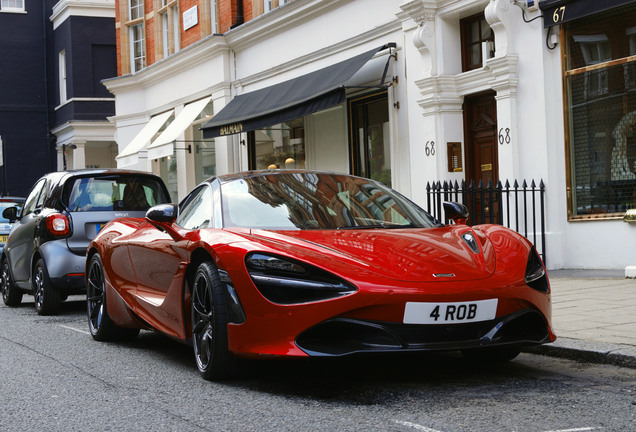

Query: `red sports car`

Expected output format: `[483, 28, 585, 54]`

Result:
[86, 170, 555, 380]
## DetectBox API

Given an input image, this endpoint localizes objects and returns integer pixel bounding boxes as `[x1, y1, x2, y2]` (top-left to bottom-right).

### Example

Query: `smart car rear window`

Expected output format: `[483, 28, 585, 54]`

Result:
[62, 175, 169, 212]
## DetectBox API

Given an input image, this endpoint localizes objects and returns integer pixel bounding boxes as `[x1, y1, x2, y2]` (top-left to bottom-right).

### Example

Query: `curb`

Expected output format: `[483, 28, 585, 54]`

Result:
[522, 337, 636, 369]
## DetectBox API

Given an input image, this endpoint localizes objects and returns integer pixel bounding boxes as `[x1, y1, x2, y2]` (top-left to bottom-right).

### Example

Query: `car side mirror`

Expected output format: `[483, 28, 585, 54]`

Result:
[146, 204, 182, 241]
[146, 204, 177, 224]
[2, 206, 19, 223]
[443, 202, 469, 225]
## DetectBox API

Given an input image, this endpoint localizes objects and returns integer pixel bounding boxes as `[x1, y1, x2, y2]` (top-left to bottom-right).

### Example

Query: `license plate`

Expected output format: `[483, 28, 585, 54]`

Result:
[0, 235, 7, 243]
[403, 299, 498, 325]
[95, 224, 104, 235]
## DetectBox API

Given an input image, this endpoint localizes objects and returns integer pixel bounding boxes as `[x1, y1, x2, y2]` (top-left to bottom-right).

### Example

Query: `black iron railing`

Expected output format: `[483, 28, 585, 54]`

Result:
[426, 179, 547, 264]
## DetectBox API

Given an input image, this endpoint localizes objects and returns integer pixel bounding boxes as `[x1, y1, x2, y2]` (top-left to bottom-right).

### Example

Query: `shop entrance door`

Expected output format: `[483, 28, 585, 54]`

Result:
[463, 91, 499, 224]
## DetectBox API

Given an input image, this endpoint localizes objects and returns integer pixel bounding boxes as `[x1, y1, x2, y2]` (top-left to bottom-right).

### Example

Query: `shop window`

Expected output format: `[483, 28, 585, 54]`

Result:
[349, 92, 391, 187]
[460, 13, 494, 72]
[250, 119, 306, 170]
[156, 152, 178, 202]
[564, 4, 636, 219]
[190, 101, 216, 184]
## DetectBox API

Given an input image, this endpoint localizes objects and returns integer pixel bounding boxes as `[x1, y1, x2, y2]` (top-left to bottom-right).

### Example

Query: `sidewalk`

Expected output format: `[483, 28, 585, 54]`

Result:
[524, 269, 636, 368]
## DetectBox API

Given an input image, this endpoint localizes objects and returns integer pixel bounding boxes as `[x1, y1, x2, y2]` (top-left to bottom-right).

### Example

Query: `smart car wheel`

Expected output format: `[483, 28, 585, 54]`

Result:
[86, 254, 139, 341]
[33, 258, 61, 315]
[1, 258, 22, 307]
[191, 261, 237, 380]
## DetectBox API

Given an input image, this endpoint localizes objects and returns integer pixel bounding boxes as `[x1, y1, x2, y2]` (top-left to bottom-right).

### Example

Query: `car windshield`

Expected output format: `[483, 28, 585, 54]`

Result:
[220, 172, 441, 230]
[63, 175, 169, 212]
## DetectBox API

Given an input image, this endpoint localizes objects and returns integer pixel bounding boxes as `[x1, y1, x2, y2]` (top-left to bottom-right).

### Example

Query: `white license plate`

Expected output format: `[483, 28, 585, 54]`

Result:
[403, 299, 498, 325]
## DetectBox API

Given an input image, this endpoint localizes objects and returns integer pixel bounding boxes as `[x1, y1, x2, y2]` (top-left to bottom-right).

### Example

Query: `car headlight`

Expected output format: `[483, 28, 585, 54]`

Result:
[525, 247, 549, 293]
[245, 253, 357, 305]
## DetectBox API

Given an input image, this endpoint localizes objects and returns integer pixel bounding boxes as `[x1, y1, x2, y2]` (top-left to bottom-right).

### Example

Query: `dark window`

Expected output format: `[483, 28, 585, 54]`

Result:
[460, 13, 494, 72]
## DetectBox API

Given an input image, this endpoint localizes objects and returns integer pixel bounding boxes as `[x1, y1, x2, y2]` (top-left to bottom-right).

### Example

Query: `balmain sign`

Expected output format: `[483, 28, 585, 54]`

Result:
[219, 122, 243, 136]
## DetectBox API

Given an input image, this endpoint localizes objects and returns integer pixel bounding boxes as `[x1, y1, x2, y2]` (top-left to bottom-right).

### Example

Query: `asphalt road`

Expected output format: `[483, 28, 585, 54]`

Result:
[1, 297, 635, 432]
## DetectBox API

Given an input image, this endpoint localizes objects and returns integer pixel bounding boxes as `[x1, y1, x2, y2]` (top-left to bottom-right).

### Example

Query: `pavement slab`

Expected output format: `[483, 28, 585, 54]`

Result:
[524, 270, 636, 368]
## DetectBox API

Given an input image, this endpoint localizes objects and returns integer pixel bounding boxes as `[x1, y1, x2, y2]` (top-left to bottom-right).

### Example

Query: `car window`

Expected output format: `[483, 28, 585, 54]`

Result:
[176, 185, 212, 230]
[21, 179, 47, 217]
[63, 175, 169, 212]
[0, 201, 24, 223]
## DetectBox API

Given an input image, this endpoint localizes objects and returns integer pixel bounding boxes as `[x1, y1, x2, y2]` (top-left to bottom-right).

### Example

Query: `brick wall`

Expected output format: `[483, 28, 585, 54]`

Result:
[180, 0, 201, 48]
[114, 0, 258, 76]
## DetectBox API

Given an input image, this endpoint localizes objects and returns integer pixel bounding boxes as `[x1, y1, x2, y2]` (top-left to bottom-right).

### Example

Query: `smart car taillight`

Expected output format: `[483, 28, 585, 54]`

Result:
[46, 213, 70, 237]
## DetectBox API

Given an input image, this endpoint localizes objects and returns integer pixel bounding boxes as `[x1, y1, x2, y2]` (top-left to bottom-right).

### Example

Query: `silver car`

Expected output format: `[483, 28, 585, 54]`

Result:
[1, 169, 170, 315]
[0, 197, 25, 254]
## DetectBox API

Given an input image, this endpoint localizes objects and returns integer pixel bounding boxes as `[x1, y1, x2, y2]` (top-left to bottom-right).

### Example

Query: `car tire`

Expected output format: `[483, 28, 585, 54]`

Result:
[33, 258, 61, 316]
[191, 261, 237, 380]
[461, 346, 521, 364]
[1, 258, 23, 307]
[86, 254, 139, 341]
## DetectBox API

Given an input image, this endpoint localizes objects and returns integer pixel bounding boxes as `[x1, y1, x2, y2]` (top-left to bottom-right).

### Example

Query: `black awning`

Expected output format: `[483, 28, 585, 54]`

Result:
[540, 0, 636, 27]
[201, 44, 395, 138]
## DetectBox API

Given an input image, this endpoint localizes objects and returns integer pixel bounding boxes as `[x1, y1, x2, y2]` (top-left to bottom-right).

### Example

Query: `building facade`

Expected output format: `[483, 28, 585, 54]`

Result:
[105, 0, 636, 271]
[0, 0, 118, 196]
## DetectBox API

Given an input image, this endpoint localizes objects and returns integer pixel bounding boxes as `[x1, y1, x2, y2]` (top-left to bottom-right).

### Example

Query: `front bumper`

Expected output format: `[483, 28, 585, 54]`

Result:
[295, 309, 550, 356]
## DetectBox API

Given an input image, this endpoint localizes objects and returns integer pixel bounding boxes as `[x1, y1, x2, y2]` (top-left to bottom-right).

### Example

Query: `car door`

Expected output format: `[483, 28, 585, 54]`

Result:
[127, 185, 212, 337]
[5, 178, 48, 286]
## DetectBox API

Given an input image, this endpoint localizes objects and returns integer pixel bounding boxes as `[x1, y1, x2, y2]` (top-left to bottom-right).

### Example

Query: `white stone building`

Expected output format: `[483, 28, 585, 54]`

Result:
[104, 0, 636, 272]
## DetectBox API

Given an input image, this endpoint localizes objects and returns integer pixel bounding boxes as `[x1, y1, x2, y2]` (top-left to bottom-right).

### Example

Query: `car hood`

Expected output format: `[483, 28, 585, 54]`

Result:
[250, 226, 496, 282]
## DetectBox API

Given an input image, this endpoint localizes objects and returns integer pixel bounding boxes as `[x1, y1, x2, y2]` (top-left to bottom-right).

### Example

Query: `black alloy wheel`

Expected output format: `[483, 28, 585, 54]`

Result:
[86, 253, 138, 341]
[1, 258, 22, 307]
[33, 258, 61, 315]
[191, 261, 237, 380]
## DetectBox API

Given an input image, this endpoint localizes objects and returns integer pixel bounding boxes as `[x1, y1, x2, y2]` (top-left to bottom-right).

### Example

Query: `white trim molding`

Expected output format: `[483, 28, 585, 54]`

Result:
[51, 0, 115, 30]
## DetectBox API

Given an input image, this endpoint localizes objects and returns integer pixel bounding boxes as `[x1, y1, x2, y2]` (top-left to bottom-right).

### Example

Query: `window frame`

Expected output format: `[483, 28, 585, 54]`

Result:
[460, 12, 495, 72]
[129, 23, 146, 73]
[129, 0, 143, 20]
[58, 50, 67, 105]
[0, 0, 25, 13]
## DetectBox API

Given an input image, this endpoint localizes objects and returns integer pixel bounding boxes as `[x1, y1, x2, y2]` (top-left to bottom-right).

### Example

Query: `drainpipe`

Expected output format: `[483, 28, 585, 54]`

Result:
[42, 0, 53, 171]
[230, 0, 244, 29]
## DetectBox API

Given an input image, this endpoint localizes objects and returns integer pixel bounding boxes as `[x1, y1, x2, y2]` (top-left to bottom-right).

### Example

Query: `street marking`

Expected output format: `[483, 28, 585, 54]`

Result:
[544, 428, 597, 432]
[59, 324, 91, 336]
[394, 420, 444, 432]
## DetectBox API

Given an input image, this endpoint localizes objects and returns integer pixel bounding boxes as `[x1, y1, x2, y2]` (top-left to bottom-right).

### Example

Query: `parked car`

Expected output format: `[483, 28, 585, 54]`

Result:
[1, 169, 170, 315]
[0, 197, 25, 254]
[86, 170, 555, 380]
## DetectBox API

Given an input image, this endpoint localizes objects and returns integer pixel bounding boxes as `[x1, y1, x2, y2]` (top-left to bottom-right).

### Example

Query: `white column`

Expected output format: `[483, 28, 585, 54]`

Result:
[71, 141, 86, 169]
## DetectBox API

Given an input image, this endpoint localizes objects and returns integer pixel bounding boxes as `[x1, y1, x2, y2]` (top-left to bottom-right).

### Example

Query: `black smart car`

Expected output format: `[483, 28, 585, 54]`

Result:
[1, 169, 170, 315]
